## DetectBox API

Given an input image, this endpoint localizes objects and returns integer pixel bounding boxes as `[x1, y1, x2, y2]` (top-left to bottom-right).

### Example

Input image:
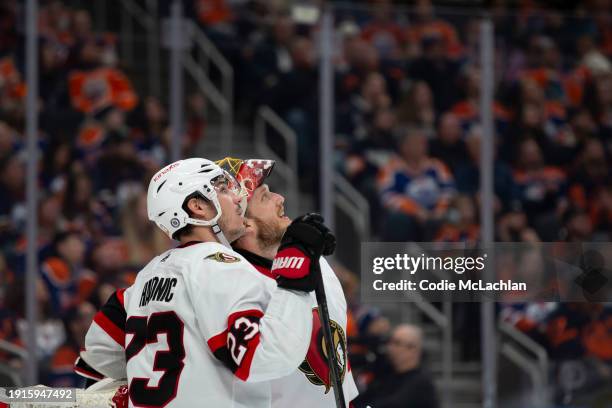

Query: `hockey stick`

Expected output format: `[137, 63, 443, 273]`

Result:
[314, 269, 347, 408]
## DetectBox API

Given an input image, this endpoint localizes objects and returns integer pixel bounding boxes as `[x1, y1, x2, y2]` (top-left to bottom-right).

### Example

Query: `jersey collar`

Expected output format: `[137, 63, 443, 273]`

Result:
[234, 248, 275, 280]
[176, 241, 203, 249]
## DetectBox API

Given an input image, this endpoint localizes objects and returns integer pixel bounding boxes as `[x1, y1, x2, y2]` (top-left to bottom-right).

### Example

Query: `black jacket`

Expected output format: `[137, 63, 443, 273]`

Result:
[353, 367, 439, 408]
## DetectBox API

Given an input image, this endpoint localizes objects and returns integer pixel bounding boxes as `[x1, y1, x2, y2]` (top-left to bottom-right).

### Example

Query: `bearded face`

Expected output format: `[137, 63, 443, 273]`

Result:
[245, 185, 291, 250]
[250, 213, 285, 248]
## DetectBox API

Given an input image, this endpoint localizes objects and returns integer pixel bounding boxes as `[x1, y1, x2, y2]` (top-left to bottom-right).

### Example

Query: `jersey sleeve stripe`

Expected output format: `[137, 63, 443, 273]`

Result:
[234, 335, 261, 381]
[207, 329, 228, 353]
[206, 309, 265, 352]
[207, 309, 264, 381]
[227, 309, 264, 324]
[116, 288, 126, 307]
[93, 311, 125, 347]
[74, 356, 105, 380]
[100, 291, 127, 330]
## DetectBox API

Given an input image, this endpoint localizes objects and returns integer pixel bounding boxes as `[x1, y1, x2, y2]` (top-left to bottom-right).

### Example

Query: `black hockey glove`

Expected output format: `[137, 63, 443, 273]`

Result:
[272, 213, 336, 292]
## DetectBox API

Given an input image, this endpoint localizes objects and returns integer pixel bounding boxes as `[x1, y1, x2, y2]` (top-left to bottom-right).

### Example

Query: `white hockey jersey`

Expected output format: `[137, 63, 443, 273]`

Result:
[77, 241, 313, 408]
[235, 249, 359, 407]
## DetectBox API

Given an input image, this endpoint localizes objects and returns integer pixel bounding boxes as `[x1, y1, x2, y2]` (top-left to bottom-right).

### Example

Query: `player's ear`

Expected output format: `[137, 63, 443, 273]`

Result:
[187, 196, 215, 218]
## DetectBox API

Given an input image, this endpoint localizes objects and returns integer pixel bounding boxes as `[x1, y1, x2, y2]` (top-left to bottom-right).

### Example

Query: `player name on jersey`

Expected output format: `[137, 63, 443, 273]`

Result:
[139, 277, 177, 307]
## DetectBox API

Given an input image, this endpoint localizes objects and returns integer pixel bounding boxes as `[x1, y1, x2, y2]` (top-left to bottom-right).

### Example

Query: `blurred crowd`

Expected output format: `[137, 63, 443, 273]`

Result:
[201, 0, 612, 404]
[0, 0, 611, 405]
[0, 0, 180, 386]
[203, 0, 612, 244]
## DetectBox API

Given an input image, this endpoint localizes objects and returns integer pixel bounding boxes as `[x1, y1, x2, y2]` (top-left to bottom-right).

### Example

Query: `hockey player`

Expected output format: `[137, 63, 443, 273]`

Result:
[216, 157, 359, 407]
[75, 158, 336, 407]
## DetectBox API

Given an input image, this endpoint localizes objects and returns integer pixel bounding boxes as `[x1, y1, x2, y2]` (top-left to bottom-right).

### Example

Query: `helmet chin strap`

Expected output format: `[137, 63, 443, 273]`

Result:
[185, 216, 232, 249]
[211, 223, 231, 248]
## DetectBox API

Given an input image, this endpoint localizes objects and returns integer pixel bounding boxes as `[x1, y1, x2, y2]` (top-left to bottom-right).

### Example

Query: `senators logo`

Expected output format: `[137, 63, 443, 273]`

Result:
[205, 252, 241, 263]
[299, 308, 347, 393]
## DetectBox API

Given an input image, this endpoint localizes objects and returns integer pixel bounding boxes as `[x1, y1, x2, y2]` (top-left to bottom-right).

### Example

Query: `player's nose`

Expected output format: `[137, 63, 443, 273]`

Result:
[231, 192, 242, 205]
[273, 192, 285, 206]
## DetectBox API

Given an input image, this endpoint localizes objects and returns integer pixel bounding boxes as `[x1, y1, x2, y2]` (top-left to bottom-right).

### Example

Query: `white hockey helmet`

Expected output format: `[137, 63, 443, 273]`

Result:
[147, 158, 244, 246]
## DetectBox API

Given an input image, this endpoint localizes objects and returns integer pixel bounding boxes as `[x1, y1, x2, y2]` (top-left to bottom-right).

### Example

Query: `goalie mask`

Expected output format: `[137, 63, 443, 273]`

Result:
[147, 158, 245, 247]
[215, 157, 276, 213]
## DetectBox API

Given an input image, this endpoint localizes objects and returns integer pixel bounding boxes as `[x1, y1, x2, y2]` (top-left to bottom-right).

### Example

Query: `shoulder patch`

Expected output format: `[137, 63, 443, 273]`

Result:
[205, 252, 241, 263]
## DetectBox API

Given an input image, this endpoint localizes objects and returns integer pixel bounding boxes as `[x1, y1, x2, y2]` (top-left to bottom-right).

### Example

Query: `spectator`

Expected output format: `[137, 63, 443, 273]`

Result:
[38, 1, 71, 44]
[334, 20, 362, 74]
[497, 209, 540, 243]
[0, 153, 26, 231]
[0, 56, 26, 117]
[267, 36, 319, 192]
[68, 67, 137, 114]
[128, 96, 168, 157]
[41, 140, 73, 191]
[348, 304, 392, 387]
[590, 182, 612, 240]
[342, 108, 396, 231]
[560, 207, 593, 242]
[93, 129, 146, 194]
[337, 72, 391, 145]
[455, 126, 518, 213]
[337, 39, 381, 102]
[502, 77, 572, 166]
[378, 128, 455, 241]
[61, 167, 114, 236]
[592, 5, 612, 57]
[0, 122, 18, 158]
[269, 36, 318, 118]
[185, 93, 206, 148]
[568, 138, 610, 212]
[545, 303, 612, 362]
[47, 302, 95, 387]
[0, 254, 21, 369]
[450, 65, 511, 132]
[39, 39, 71, 110]
[0, 1, 18, 56]
[428, 112, 468, 174]
[406, 0, 463, 60]
[408, 34, 461, 113]
[567, 107, 598, 146]
[361, 0, 405, 60]
[434, 194, 480, 245]
[89, 239, 132, 289]
[194, 0, 233, 31]
[37, 193, 64, 246]
[68, 9, 117, 69]
[119, 194, 171, 269]
[40, 231, 97, 318]
[591, 71, 612, 130]
[12, 278, 66, 362]
[501, 302, 557, 339]
[395, 80, 435, 135]
[513, 138, 567, 239]
[252, 14, 296, 94]
[354, 324, 439, 408]
[343, 106, 395, 159]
